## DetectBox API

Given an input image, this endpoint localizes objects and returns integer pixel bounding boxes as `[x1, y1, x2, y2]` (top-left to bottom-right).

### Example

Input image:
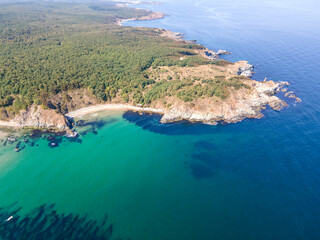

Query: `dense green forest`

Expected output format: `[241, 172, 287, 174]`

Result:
[0, 1, 246, 117]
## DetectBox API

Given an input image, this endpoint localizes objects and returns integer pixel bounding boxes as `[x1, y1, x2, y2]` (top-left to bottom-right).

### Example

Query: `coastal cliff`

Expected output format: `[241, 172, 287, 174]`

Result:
[0, 81, 288, 131]
[0, 106, 71, 130]
[159, 80, 287, 124]
[0, 58, 290, 131]
[142, 60, 288, 124]
[64, 61, 289, 125]
[0, 5, 295, 132]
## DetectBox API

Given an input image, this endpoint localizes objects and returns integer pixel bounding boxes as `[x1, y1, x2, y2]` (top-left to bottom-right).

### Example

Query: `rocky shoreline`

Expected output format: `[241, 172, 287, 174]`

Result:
[0, 80, 292, 135]
[116, 10, 165, 25]
[159, 81, 289, 124]
[0, 8, 299, 134]
[0, 106, 71, 131]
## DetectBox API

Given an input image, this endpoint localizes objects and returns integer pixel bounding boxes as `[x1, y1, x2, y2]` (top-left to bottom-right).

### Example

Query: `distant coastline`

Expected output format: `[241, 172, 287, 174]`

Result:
[116, 10, 165, 26]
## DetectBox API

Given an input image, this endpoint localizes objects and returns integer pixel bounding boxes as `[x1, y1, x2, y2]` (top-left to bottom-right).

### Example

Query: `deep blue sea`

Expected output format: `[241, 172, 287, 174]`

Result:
[0, 0, 320, 239]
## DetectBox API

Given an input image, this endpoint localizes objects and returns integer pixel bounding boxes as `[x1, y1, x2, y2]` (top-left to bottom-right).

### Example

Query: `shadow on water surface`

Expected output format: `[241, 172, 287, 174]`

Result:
[0, 204, 117, 240]
[75, 118, 118, 137]
[123, 109, 277, 136]
[123, 111, 235, 180]
[122, 111, 225, 136]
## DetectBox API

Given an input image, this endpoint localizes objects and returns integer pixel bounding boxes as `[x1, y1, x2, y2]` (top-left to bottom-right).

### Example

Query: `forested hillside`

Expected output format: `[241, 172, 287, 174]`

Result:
[0, 1, 247, 119]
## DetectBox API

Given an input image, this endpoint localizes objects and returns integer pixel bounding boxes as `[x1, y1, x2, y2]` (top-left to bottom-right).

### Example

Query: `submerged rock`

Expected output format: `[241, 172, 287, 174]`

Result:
[285, 91, 294, 97]
[7, 137, 16, 142]
[280, 81, 290, 86]
[49, 142, 58, 148]
[65, 131, 78, 138]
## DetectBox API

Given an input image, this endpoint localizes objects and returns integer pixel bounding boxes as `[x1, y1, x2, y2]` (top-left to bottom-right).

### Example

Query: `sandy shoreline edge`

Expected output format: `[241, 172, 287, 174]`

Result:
[65, 104, 164, 118]
[63, 11, 168, 120]
[0, 104, 164, 128]
[0, 121, 20, 128]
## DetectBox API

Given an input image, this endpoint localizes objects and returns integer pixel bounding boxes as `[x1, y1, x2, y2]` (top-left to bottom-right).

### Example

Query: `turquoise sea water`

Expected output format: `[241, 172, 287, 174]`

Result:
[1, 0, 320, 239]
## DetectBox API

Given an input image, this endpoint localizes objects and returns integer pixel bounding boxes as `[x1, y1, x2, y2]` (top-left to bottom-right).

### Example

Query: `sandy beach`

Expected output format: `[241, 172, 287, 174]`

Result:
[0, 104, 163, 130]
[65, 104, 164, 118]
[0, 120, 20, 128]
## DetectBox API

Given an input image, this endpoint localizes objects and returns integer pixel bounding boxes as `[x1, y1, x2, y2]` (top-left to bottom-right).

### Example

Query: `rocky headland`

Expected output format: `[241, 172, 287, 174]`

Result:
[117, 10, 165, 25]
[159, 80, 287, 124]
[144, 61, 289, 124]
[0, 105, 72, 134]
[0, 9, 297, 133]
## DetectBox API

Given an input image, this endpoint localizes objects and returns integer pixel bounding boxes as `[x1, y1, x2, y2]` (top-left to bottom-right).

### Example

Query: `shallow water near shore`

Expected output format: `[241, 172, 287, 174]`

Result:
[1, 0, 320, 239]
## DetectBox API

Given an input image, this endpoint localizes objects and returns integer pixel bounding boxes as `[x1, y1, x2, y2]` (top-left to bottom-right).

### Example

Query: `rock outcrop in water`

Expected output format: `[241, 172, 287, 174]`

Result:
[237, 62, 254, 77]
[195, 48, 231, 61]
[217, 50, 231, 55]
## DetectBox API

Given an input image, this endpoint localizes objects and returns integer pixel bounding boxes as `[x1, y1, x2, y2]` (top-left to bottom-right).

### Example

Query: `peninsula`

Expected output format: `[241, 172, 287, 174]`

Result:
[0, 1, 290, 132]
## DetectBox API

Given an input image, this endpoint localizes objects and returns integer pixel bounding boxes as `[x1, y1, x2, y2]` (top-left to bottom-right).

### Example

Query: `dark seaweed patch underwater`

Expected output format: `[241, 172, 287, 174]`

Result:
[0, 204, 115, 240]
[0, 118, 114, 152]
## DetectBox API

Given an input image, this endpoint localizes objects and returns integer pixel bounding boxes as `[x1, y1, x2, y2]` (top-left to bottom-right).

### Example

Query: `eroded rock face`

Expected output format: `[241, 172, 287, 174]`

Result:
[136, 11, 165, 21]
[13, 106, 70, 130]
[160, 80, 287, 124]
[204, 50, 218, 60]
[227, 61, 254, 77]
[159, 30, 184, 42]
[195, 48, 231, 61]
[238, 64, 254, 77]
